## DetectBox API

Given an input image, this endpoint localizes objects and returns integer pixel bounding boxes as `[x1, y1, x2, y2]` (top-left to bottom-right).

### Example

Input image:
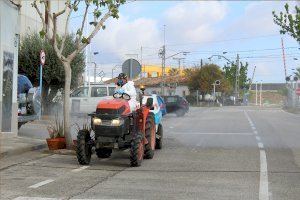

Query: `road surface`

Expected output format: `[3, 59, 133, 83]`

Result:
[1, 106, 300, 200]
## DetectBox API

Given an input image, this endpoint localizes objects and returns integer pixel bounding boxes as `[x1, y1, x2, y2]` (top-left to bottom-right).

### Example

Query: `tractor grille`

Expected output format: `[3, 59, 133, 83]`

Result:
[96, 106, 125, 115]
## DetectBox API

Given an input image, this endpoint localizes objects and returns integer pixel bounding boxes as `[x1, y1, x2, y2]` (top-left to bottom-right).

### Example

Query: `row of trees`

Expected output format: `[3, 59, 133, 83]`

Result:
[168, 62, 250, 95]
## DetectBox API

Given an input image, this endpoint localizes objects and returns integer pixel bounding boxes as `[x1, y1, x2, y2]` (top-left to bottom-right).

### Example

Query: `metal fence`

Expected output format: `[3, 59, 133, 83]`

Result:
[285, 84, 300, 109]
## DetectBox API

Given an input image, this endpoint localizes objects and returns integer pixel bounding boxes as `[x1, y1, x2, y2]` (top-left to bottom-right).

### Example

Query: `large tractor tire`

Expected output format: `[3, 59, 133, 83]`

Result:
[76, 130, 92, 165]
[155, 124, 163, 149]
[144, 116, 155, 159]
[96, 148, 112, 158]
[130, 132, 144, 167]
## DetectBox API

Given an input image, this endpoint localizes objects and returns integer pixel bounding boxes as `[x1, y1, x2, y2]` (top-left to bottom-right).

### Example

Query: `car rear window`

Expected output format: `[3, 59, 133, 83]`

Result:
[166, 96, 177, 103]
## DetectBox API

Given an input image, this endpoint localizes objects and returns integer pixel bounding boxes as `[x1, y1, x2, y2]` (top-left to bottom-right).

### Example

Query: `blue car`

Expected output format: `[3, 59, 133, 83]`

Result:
[157, 95, 167, 116]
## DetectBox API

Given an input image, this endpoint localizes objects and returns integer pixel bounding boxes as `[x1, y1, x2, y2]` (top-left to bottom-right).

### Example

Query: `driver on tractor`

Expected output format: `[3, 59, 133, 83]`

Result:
[115, 73, 138, 112]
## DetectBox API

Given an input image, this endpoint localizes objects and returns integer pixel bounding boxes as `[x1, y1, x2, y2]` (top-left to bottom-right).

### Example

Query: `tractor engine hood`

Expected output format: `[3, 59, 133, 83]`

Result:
[96, 99, 131, 116]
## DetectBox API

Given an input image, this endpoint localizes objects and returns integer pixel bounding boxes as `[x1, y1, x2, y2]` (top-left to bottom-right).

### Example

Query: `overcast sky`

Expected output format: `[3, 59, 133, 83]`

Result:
[70, 1, 300, 83]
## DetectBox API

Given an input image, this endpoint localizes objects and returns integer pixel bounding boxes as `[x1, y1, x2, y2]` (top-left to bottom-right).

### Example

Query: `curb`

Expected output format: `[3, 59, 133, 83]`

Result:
[0, 143, 47, 158]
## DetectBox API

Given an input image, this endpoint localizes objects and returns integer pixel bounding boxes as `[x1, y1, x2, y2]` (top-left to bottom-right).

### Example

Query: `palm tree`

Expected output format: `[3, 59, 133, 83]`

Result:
[168, 68, 180, 76]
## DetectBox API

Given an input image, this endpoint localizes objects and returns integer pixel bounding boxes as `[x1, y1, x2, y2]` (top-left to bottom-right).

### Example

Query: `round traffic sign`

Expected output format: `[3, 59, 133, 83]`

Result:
[122, 59, 141, 79]
[40, 50, 46, 65]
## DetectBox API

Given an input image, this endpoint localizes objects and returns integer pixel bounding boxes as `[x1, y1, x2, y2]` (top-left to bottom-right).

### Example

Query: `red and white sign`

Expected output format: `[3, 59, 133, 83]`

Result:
[40, 50, 46, 65]
[296, 88, 300, 96]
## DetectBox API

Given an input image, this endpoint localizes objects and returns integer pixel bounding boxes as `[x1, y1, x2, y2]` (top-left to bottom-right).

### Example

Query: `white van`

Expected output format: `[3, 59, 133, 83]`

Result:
[70, 84, 116, 114]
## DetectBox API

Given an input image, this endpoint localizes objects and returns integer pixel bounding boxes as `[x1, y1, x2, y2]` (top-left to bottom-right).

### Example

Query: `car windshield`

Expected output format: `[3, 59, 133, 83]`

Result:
[71, 87, 89, 97]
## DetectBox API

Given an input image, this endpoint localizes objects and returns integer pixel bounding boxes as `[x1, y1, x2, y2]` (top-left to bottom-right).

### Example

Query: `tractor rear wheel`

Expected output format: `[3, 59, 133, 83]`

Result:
[130, 132, 144, 167]
[155, 124, 163, 149]
[144, 116, 155, 159]
[76, 130, 92, 165]
[96, 148, 112, 158]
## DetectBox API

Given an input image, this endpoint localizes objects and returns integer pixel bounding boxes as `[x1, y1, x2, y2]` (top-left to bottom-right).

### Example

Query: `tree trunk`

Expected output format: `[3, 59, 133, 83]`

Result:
[62, 61, 73, 149]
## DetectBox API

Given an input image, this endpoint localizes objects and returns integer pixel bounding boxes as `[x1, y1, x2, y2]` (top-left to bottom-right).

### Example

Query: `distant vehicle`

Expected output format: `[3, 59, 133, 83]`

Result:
[70, 84, 116, 114]
[17, 75, 40, 129]
[157, 95, 167, 116]
[162, 95, 189, 117]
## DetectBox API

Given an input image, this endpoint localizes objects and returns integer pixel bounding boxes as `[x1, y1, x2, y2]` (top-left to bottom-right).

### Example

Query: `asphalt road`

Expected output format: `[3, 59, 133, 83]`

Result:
[1, 106, 300, 200]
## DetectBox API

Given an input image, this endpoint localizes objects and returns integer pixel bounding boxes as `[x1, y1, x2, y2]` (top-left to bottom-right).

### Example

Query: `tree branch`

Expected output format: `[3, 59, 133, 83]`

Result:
[75, 3, 89, 47]
[59, 1, 73, 55]
[70, 12, 111, 61]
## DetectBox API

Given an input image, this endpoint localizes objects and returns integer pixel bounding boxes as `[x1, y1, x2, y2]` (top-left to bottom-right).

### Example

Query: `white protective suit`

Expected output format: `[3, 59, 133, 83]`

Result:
[119, 81, 138, 112]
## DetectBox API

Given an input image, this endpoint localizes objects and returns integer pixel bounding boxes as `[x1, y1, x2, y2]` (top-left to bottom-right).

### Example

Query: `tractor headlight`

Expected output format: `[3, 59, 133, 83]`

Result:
[111, 119, 123, 126]
[93, 117, 102, 125]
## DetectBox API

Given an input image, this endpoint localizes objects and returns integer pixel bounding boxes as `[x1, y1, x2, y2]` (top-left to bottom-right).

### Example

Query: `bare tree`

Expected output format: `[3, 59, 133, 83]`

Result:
[32, 0, 125, 149]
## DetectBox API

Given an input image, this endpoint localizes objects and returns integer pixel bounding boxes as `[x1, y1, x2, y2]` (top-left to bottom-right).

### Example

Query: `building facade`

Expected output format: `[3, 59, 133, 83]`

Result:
[0, 0, 20, 135]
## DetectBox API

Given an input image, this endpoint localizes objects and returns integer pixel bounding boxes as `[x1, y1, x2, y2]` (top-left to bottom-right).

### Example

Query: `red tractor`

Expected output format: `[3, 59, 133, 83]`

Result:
[76, 89, 161, 167]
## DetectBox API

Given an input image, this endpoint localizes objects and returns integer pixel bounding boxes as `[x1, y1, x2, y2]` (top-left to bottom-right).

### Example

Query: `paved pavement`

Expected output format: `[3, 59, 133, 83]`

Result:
[1, 106, 300, 200]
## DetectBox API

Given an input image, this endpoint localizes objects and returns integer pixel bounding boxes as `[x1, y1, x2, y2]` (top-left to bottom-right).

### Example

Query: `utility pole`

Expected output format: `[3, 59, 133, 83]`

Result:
[255, 82, 258, 106]
[93, 63, 97, 83]
[259, 81, 262, 106]
[234, 54, 240, 101]
[159, 25, 166, 95]
[173, 57, 185, 70]
[200, 59, 203, 68]
[249, 66, 256, 91]
[281, 38, 287, 83]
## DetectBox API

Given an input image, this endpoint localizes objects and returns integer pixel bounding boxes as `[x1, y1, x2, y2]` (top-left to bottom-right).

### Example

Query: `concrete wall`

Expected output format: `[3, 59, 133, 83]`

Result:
[14, 0, 67, 37]
[0, 0, 20, 135]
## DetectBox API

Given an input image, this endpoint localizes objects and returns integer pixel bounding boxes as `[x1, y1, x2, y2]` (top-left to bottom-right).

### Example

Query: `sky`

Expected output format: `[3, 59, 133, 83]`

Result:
[70, 0, 300, 83]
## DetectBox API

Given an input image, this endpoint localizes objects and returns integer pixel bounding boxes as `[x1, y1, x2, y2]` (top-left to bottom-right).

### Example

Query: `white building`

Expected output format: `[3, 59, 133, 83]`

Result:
[0, 0, 20, 135]
[0, 0, 67, 135]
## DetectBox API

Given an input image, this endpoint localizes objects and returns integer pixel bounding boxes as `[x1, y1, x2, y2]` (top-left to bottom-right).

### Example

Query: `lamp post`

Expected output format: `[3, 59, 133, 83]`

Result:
[112, 65, 122, 79]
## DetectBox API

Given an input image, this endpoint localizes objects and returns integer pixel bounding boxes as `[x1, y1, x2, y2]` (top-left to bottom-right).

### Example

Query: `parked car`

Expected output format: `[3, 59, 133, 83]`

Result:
[157, 95, 167, 116]
[70, 83, 116, 114]
[17, 75, 40, 129]
[162, 95, 189, 117]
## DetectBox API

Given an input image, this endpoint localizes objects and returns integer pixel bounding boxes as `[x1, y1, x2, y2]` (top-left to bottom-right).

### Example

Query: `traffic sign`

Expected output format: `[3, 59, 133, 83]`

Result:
[296, 88, 300, 96]
[122, 59, 141, 79]
[40, 50, 46, 65]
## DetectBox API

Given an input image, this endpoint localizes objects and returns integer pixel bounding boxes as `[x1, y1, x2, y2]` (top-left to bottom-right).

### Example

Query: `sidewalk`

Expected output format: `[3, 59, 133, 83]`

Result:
[0, 134, 46, 158]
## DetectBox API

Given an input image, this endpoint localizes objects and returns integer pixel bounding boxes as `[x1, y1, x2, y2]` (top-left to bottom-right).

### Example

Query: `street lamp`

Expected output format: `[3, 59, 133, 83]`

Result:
[112, 65, 122, 79]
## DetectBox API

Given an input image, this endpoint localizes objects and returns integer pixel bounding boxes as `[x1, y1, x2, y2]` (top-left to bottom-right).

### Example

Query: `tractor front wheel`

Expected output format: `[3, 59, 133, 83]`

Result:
[130, 132, 144, 167]
[144, 116, 155, 159]
[76, 130, 92, 165]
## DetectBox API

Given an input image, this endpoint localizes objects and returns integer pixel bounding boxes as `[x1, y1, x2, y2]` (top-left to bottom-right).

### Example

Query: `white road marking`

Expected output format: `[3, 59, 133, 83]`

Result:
[71, 166, 89, 172]
[13, 197, 61, 200]
[14, 198, 134, 200]
[259, 150, 269, 200]
[169, 126, 174, 129]
[256, 136, 261, 141]
[244, 111, 270, 200]
[28, 179, 54, 189]
[172, 132, 253, 135]
[258, 142, 264, 149]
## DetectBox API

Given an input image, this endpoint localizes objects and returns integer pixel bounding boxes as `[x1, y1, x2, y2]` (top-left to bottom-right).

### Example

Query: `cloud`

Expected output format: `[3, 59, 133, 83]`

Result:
[164, 1, 228, 44]
[93, 15, 162, 62]
[227, 1, 298, 36]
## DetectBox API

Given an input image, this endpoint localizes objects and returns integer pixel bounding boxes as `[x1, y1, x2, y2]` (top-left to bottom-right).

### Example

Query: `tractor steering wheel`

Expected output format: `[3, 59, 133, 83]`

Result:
[113, 92, 131, 100]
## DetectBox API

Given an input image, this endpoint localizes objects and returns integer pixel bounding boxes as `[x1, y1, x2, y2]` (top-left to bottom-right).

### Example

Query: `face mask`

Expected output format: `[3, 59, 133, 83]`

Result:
[117, 79, 124, 86]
